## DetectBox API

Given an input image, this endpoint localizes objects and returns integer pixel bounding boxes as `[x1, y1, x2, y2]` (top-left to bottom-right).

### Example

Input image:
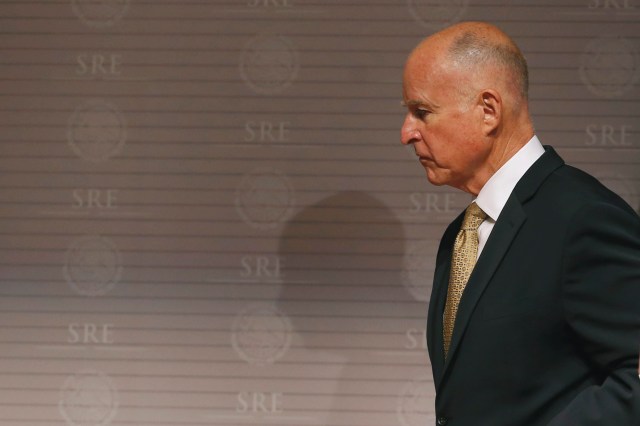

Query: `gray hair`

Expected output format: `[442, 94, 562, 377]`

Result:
[448, 31, 529, 100]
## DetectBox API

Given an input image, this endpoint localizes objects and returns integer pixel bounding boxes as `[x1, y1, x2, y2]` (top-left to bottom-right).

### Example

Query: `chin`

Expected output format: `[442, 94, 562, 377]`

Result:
[425, 170, 447, 187]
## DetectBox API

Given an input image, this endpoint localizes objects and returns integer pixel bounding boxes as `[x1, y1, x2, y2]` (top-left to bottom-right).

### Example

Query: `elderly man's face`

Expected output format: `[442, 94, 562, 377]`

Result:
[400, 55, 490, 192]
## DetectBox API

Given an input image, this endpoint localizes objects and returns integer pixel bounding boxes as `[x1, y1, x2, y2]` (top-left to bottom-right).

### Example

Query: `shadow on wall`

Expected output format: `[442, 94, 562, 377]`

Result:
[276, 191, 417, 425]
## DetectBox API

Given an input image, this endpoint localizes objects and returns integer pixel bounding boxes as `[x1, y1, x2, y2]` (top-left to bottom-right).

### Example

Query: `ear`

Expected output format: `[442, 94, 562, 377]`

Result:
[479, 89, 501, 136]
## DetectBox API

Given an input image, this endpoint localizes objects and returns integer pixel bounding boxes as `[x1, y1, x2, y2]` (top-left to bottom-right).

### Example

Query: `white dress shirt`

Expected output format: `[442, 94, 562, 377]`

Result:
[474, 135, 545, 258]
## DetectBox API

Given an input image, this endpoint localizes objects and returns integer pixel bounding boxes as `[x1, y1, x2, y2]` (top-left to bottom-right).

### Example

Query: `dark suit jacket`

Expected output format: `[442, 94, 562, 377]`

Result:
[427, 146, 640, 426]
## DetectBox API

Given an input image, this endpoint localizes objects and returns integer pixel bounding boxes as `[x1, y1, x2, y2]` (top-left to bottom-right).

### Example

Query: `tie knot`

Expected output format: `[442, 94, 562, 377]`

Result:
[461, 202, 486, 230]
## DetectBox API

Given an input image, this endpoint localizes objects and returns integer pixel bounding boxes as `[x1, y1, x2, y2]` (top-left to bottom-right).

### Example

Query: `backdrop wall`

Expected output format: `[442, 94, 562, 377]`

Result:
[1, 1, 638, 425]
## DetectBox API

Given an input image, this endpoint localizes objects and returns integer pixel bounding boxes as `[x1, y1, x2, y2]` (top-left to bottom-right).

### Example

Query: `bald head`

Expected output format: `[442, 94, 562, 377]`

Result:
[448, 22, 528, 100]
[401, 22, 535, 194]
[408, 22, 529, 106]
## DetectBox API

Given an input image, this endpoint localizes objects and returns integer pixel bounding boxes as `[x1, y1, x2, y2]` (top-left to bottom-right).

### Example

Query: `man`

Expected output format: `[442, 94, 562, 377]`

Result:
[400, 21, 640, 425]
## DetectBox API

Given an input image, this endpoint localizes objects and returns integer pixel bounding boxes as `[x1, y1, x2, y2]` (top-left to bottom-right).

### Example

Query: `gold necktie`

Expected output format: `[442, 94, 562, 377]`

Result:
[443, 202, 486, 358]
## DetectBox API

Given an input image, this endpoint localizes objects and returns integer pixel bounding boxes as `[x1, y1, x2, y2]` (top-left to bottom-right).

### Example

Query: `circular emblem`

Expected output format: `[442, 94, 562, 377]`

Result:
[231, 304, 293, 365]
[235, 168, 295, 230]
[71, 0, 130, 28]
[240, 34, 300, 95]
[407, 0, 469, 30]
[402, 240, 438, 302]
[68, 100, 126, 162]
[397, 374, 437, 426]
[595, 172, 639, 212]
[580, 36, 639, 98]
[59, 369, 119, 426]
[64, 235, 123, 297]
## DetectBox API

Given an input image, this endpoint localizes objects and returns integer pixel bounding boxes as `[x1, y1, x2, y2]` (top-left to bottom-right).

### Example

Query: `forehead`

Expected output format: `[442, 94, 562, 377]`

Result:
[402, 55, 443, 104]
[402, 45, 470, 107]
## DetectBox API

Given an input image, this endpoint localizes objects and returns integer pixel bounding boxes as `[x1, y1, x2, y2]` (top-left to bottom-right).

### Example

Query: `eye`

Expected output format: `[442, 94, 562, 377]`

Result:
[413, 108, 430, 120]
[401, 101, 431, 121]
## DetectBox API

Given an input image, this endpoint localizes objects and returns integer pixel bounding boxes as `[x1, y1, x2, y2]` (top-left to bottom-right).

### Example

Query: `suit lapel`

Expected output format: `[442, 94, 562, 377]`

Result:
[428, 212, 464, 387]
[436, 146, 565, 388]
[427, 239, 454, 387]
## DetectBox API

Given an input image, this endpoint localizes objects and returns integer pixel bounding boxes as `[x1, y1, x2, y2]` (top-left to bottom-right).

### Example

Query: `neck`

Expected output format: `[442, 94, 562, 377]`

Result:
[460, 118, 534, 196]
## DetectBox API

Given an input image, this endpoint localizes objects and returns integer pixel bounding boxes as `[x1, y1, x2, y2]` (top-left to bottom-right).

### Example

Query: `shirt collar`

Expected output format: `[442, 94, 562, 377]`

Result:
[475, 135, 545, 222]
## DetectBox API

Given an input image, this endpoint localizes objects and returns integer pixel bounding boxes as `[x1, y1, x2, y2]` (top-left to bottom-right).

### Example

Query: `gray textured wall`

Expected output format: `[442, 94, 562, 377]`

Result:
[0, 0, 638, 425]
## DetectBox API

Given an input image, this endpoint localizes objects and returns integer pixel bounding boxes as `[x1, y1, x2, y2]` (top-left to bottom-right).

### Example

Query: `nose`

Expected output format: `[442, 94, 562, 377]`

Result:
[401, 114, 421, 145]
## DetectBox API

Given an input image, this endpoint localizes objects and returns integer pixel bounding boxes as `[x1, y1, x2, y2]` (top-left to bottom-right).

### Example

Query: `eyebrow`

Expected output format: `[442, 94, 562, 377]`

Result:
[401, 99, 437, 109]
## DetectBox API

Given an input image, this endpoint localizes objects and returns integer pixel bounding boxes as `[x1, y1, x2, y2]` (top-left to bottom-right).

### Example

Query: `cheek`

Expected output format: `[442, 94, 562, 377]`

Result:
[446, 124, 483, 162]
[429, 129, 464, 162]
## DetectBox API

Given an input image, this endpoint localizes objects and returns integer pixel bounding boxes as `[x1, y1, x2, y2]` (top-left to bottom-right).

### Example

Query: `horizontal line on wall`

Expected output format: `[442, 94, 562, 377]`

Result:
[0, 282, 406, 291]
[0, 292, 419, 302]
[0, 420, 423, 426]
[0, 234, 440, 243]
[2, 325, 418, 336]
[0, 144, 637, 152]
[2, 15, 640, 22]
[0, 108, 403, 115]
[0, 359, 424, 377]
[1, 0, 634, 6]
[1, 94, 636, 104]
[0, 258, 415, 268]
[0, 341, 418, 353]
[1, 46, 639, 54]
[0, 0, 633, 6]
[5, 340, 427, 352]
[0, 253, 404, 260]
[0, 385, 416, 399]
[0, 403, 415, 415]
[0, 186, 633, 195]
[1, 141, 637, 148]
[0, 247, 409, 256]
[0, 124, 402, 131]
[1, 34, 638, 41]
[0, 114, 640, 120]
[0, 156, 421, 163]
[0, 309, 422, 319]
[0, 187, 454, 195]
[0, 166, 637, 177]
[1, 130, 639, 137]
[5, 344, 425, 354]
[0, 78, 632, 89]
[0, 171, 444, 179]
[0, 208, 438, 219]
